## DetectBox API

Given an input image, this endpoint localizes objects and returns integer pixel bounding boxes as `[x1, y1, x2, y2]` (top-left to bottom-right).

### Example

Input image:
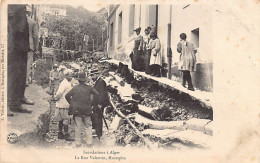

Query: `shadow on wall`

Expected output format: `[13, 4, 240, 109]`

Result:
[172, 62, 213, 92]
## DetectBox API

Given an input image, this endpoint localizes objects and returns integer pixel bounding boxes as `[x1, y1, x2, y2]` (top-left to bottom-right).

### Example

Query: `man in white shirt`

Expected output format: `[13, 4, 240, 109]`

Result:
[54, 69, 73, 140]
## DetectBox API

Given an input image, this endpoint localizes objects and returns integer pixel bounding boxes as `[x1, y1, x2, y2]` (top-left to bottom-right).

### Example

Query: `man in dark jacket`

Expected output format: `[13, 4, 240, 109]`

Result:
[8, 5, 32, 114]
[65, 72, 99, 147]
[91, 70, 109, 140]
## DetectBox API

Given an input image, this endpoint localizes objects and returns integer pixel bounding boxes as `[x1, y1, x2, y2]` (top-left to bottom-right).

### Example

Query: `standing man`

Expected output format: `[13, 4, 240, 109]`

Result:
[65, 72, 100, 147]
[49, 64, 60, 95]
[26, 5, 39, 85]
[54, 69, 74, 141]
[8, 5, 32, 114]
[39, 35, 43, 58]
[132, 27, 144, 71]
[91, 70, 109, 140]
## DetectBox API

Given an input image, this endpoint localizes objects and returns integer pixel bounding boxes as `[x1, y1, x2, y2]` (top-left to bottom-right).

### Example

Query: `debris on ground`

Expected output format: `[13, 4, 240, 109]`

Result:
[24, 47, 213, 150]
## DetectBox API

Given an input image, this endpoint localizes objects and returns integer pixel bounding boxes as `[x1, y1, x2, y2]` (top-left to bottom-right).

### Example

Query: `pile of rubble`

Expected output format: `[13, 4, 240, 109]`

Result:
[34, 49, 213, 150]
[99, 60, 213, 149]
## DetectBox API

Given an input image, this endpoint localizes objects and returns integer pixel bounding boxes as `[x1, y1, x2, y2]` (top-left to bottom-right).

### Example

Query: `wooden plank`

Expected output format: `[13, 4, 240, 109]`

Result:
[137, 105, 157, 120]
[142, 129, 180, 139]
[186, 118, 212, 133]
[135, 114, 187, 131]
[166, 130, 212, 147]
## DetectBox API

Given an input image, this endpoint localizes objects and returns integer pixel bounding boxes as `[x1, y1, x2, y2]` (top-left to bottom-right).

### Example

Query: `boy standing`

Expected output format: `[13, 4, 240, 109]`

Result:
[54, 69, 73, 140]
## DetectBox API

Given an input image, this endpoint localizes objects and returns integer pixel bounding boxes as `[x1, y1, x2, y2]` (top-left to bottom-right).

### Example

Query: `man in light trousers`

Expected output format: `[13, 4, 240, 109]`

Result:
[65, 72, 100, 147]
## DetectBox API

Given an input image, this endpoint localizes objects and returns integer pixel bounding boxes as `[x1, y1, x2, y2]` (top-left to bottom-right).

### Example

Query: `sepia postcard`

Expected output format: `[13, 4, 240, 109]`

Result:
[0, 0, 259, 162]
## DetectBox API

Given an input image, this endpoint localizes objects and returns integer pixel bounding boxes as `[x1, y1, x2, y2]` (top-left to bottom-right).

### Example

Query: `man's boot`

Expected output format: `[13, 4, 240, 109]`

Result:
[186, 71, 195, 91]
[64, 125, 74, 141]
[58, 121, 64, 139]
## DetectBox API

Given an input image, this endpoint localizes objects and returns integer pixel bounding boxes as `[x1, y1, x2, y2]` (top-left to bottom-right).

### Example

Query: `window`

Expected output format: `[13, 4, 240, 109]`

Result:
[118, 12, 123, 44]
[110, 23, 114, 47]
[129, 5, 135, 36]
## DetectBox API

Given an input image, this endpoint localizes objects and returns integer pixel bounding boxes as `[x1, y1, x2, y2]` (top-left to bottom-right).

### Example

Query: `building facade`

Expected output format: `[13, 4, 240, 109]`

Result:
[107, 4, 213, 92]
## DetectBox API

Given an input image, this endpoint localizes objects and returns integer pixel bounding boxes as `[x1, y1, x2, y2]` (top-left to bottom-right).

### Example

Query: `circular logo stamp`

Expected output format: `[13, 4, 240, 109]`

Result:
[7, 133, 18, 144]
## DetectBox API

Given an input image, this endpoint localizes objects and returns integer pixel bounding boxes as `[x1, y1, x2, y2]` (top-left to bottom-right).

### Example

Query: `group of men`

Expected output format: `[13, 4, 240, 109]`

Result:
[8, 4, 40, 116]
[50, 63, 109, 147]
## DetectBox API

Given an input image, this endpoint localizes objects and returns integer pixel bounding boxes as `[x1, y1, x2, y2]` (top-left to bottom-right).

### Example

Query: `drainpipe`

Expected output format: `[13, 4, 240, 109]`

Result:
[167, 5, 172, 79]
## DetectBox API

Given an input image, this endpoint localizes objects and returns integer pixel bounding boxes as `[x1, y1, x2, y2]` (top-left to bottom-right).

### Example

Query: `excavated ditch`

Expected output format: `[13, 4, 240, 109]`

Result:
[14, 50, 212, 150]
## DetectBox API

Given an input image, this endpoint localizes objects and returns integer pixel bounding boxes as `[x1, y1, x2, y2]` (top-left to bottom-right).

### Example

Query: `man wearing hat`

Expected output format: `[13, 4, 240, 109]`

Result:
[131, 27, 144, 71]
[65, 72, 100, 147]
[49, 64, 60, 95]
[53, 69, 74, 141]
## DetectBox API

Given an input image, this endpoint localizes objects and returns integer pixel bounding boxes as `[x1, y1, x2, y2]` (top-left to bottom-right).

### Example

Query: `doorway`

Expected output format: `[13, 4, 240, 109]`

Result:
[191, 28, 199, 48]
